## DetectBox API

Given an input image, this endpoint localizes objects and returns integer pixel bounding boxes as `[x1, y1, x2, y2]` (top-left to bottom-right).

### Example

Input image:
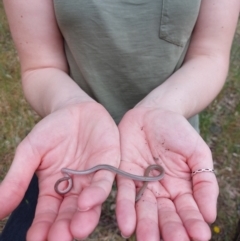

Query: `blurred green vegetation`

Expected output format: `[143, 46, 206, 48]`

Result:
[0, 1, 240, 240]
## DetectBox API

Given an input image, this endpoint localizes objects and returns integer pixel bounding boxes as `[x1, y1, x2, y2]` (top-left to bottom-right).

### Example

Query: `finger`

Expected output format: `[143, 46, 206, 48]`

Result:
[66, 170, 115, 239]
[135, 189, 160, 241]
[47, 195, 78, 241]
[70, 205, 102, 240]
[77, 170, 115, 211]
[116, 176, 136, 238]
[192, 172, 219, 223]
[188, 142, 219, 223]
[0, 139, 40, 219]
[175, 193, 212, 241]
[157, 198, 189, 241]
[27, 195, 61, 241]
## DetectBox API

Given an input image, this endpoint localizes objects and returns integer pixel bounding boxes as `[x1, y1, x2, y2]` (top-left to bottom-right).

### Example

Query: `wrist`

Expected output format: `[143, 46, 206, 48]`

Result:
[51, 96, 96, 113]
[22, 68, 95, 117]
[134, 92, 187, 117]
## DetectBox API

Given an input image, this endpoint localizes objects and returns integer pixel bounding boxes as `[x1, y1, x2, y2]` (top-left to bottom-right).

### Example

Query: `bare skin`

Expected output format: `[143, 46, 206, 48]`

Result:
[1, 0, 240, 240]
[0, 102, 120, 241]
[117, 108, 218, 241]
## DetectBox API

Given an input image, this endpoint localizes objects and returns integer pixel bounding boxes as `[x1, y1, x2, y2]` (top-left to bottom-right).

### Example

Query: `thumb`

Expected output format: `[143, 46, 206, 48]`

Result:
[0, 137, 40, 219]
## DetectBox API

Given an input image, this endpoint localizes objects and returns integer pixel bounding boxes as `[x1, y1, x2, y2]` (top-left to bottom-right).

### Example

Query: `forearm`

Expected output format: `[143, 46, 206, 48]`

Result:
[136, 0, 239, 119]
[3, 0, 94, 117]
[136, 53, 229, 118]
[22, 68, 94, 117]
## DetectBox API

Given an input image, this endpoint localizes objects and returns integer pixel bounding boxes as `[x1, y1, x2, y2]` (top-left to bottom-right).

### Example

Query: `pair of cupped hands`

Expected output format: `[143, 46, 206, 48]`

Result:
[0, 101, 218, 241]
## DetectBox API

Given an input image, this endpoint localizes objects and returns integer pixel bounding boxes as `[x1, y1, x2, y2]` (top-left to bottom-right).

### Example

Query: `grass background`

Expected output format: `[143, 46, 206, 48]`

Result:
[0, 1, 239, 240]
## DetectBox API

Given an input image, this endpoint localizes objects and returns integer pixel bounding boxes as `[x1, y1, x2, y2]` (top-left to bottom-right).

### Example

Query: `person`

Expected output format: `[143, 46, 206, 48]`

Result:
[0, 0, 239, 240]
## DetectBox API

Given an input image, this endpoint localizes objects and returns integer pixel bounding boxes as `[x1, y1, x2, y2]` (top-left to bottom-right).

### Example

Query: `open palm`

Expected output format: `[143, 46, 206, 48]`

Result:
[116, 107, 218, 241]
[0, 102, 120, 241]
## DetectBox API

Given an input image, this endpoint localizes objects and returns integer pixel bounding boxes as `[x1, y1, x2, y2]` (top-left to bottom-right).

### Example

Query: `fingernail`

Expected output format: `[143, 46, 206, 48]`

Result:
[77, 207, 90, 212]
[121, 232, 131, 239]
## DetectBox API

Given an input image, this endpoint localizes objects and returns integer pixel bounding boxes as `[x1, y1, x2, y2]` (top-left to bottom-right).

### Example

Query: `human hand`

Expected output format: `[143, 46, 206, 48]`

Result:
[116, 107, 218, 241]
[0, 102, 120, 241]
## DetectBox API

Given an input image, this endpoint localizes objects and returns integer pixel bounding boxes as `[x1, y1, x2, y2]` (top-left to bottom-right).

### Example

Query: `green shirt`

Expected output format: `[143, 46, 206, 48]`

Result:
[53, 0, 201, 130]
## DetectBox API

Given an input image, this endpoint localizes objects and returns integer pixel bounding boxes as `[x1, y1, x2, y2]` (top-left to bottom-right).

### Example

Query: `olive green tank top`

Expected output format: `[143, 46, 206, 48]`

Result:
[53, 0, 201, 130]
